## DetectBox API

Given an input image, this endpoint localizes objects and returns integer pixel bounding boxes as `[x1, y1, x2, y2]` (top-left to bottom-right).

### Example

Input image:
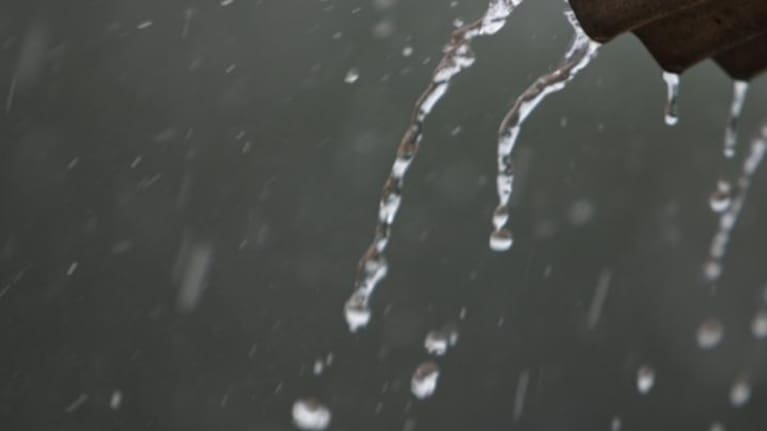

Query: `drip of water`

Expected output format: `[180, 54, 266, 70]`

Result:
[662, 72, 679, 126]
[710, 81, 750, 213]
[703, 125, 767, 284]
[490, 9, 600, 251]
[344, 0, 526, 332]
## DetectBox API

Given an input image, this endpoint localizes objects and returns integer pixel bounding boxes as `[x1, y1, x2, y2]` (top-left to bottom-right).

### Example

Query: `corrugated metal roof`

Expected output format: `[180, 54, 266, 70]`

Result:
[570, 0, 767, 79]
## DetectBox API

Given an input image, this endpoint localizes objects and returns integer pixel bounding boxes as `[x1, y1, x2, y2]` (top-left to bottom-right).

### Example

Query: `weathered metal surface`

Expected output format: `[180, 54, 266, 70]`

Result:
[569, 0, 767, 79]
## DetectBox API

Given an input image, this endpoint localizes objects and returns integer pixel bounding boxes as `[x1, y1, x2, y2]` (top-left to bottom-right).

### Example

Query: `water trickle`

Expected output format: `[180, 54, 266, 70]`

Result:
[636, 365, 655, 394]
[696, 318, 724, 349]
[490, 9, 600, 250]
[710, 81, 750, 213]
[344, 0, 526, 332]
[411, 361, 440, 399]
[703, 126, 767, 284]
[662, 71, 679, 126]
[722, 81, 749, 159]
[292, 398, 332, 430]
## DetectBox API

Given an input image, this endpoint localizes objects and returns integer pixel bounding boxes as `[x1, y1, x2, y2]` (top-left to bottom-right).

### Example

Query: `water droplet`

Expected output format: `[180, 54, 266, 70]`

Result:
[344, 68, 360, 84]
[344, 295, 371, 332]
[636, 365, 655, 394]
[402, 45, 414, 57]
[710, 422, 726, 431]
[709, 181, 732, 213]
[292, 398, 331, 430]
[729, 378, 751, 407]
[424, 331, 449, 355]
[662, 71, 679, 126]
[751, 309, 767, 338]
[697, 318, 724, 349]
[313, 358, 324, 375]
[109, 390, 123, 410]
[411, 361, 440, 399]
[489, 228, 513, 251]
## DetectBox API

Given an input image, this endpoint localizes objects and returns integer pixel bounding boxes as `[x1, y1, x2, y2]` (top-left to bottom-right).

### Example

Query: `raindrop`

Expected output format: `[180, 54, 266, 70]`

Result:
[313, 358, 324, 375]
[696, 318, 724, 349]
[411, 361, 440, 399]
[636, 365, 655, 394]
[402, 45, 414, 57]
[662, 71, 679, 126]
[752, 309, 767, 339]
[292, 398, 332, 431]
[344, 68, 360, 84]
[109, 390, 123, 410]
[710, 422, 726, 431]
[729, 378, 751, 407]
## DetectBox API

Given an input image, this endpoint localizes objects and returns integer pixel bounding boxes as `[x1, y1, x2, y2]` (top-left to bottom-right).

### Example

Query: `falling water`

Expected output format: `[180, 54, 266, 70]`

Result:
[344, 0, 526, 332]
[703, 124, 767, 283]
[490, 9, 600, 251]
[662, 72, 680, 126]
[710, 81, 750, 213]
[722, 81, 749, 158]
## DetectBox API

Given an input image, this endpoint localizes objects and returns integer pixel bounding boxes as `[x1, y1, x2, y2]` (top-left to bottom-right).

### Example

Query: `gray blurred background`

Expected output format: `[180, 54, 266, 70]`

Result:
[1, 0, 767, 430]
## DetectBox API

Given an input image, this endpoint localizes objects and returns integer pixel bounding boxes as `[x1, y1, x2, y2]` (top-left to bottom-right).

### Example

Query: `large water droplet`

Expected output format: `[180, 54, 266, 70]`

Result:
[292, 398, 332, 430]
[411, 361, 440, 399]
[489, 228, 513, 251]
[697, 318, 724, 349]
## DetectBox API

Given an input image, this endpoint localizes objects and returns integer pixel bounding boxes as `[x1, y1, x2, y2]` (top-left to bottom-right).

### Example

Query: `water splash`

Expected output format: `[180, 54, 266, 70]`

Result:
[490, 9, 600, 251]
[703, 124, 767, 283]
[662, 72, 679, 126]
[344, 0, 526, 332]
[709, 81, 750, 213]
